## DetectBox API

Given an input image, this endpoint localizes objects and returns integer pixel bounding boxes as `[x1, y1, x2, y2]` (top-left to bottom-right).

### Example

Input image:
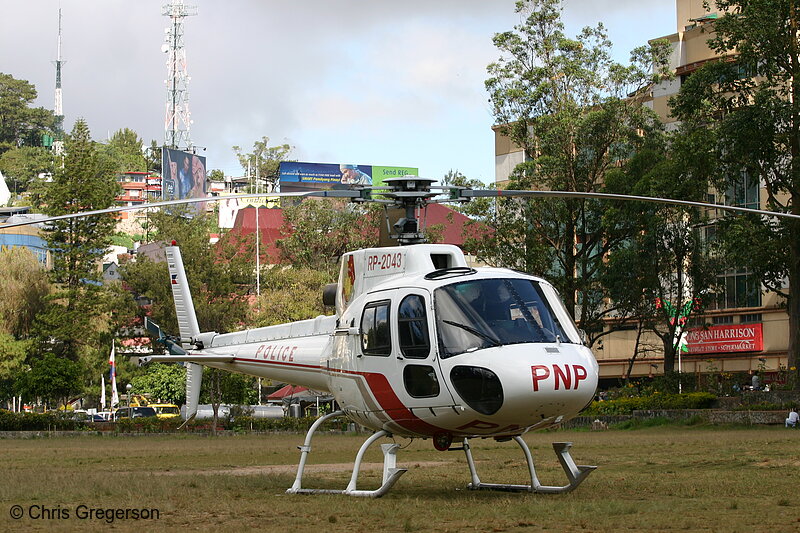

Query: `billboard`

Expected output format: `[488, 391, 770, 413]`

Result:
[685, 324, 763, 354]
[162, 148, 207, 203]
[278, 162, 418, 193]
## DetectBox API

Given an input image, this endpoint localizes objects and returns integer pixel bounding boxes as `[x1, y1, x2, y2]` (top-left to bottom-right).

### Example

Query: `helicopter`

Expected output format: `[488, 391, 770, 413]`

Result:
[5, 177, 800, 498]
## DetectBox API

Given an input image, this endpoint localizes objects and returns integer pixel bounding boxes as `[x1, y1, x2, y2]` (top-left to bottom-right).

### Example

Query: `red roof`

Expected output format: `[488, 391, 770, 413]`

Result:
[419, 203, 488, 247]
[267, 384, 308, 400]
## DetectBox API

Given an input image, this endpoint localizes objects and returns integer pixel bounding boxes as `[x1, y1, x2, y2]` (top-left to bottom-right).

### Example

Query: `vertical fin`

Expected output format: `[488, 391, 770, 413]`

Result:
[178, 362, 203, 427]
[165, 245, 201, 343]
[165, 245, 203, 428]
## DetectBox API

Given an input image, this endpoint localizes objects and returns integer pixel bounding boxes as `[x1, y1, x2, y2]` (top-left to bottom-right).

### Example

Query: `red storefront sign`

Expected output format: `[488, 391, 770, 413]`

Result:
[685, 324, 763, 354]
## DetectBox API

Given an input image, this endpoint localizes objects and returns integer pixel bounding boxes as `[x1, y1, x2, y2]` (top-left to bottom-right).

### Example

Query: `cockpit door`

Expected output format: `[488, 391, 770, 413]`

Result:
[356, 289, 455, 429]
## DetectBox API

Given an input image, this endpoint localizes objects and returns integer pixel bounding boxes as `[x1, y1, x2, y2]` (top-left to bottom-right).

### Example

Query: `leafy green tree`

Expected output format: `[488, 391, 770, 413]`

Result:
[250, 267, 333, 327]
[19, 353, 83, 410]
[481, 0, 672, 336]
[145, 140, 162, 173]
[208, 169, 224, 182]
[0, 146, 54, 196]
[233, 136, 293, 192]
[201, 369, 258, 433]
[131, 363, 186, 405]
[0, 73, 55, 154]
[37, 118, 121, 360]
[670, 0, 800, 384]
[0, 334, 30, 405]
[100, 128, 147, 173]
[122, 208, 252, 335]
[0, 247, 51, 338]
[277, 200, 380, 278]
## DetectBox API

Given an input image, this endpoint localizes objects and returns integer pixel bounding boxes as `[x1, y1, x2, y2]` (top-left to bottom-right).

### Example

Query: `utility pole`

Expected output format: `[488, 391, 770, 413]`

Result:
[161, 0, 197, 151]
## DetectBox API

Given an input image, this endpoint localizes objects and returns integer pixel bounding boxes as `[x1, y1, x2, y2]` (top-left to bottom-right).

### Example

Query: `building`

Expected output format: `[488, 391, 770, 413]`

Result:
[115, 171, 162, 235]
[0, 209, 52, 268]
[492, 0, 791, 385]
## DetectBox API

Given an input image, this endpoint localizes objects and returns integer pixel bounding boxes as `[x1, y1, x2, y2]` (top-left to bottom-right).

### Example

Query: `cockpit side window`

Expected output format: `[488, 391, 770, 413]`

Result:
[361, 300, 391, 356]
[398, 294, 430, 358]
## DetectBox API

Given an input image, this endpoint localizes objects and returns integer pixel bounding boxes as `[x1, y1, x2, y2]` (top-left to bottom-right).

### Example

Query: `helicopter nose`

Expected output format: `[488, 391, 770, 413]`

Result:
[444, 345, 598, 427]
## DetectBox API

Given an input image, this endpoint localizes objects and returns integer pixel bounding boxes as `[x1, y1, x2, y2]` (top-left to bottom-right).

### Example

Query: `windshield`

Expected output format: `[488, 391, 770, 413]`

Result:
[434, 278, 575, 358]
[155, 406, 179, 415]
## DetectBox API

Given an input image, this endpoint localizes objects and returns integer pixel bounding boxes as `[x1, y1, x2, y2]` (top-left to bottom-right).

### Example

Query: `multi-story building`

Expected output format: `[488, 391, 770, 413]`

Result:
[115, 172, 162, 235]
[493, 0, 791, 385]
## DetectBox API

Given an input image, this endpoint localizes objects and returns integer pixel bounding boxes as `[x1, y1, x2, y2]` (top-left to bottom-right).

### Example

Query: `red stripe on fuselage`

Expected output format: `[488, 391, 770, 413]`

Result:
[230, 357, 445, 436]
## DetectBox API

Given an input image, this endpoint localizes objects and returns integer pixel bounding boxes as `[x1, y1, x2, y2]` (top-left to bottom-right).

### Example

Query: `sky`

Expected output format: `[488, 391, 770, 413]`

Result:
[1, 0, 676, 185]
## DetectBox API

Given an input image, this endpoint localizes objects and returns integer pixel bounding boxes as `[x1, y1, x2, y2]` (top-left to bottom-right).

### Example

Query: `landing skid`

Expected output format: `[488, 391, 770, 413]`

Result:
[462, 437, 596, 494]
[286, 410, 407, 498]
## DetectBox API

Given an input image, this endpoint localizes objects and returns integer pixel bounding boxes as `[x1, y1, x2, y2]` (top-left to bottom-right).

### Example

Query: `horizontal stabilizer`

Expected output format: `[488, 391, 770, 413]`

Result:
[139, 354, 234, 366]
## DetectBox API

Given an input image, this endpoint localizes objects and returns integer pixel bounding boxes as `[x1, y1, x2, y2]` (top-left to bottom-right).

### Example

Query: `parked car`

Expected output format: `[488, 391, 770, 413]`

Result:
[113, 407, 157, 421]
[150, 404, 181, 419]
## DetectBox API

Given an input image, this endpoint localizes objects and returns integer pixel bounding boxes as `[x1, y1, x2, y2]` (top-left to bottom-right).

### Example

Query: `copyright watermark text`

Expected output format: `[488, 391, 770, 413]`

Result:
[9, 504, 160, 524]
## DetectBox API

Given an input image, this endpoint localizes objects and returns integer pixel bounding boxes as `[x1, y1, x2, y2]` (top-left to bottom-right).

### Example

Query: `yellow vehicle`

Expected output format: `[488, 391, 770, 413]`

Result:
[128, 394, 180, 419]
[150, 403, 181, 419]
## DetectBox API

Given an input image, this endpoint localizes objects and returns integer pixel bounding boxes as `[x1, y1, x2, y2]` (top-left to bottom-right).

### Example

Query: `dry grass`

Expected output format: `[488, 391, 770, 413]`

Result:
[2, 426, 800, 532]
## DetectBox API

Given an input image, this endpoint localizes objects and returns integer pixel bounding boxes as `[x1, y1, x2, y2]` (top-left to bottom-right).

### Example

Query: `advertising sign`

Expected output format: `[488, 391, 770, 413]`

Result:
[279, 162, 418, 193]
[162, 148, 207, 203]
[685, 324, 763, 354]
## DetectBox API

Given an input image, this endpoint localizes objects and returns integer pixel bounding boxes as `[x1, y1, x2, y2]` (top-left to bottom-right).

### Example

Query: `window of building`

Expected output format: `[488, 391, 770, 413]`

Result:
[740, 313, 762, 324]
[712, 315, 734, 325]
[710, 269, 761, 310]
[361, 301, 391, 356]
[725, 172, 759, 210]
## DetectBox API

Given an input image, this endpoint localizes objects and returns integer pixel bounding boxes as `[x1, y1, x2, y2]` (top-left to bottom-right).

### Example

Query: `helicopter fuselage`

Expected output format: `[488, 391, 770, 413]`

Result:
[182, 244, 598, 441]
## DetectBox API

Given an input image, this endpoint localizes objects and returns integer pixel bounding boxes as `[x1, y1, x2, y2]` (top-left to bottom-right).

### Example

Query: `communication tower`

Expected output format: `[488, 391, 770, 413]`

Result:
[162, 0, 197, 150]
[52, 8, 65, 156]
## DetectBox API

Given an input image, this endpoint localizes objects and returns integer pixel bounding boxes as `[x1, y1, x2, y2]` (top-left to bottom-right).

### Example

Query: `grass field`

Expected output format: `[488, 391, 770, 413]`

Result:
[1, 426, 799, 532]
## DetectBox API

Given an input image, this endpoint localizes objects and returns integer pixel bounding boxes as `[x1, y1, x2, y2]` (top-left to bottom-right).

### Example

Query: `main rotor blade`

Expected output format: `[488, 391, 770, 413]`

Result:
[460, 189, 800, 221]
[0, 189, 365, 229]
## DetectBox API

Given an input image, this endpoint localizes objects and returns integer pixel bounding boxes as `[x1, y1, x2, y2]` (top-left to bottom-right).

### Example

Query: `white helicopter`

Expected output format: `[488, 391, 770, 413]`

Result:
[5, 177, 799, 498]
[138, 176, 599, 497]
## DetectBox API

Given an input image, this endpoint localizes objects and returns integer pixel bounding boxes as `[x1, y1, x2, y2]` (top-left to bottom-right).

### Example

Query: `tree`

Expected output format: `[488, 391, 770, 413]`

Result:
[100, 128, 147, 173]
[670, 0, 800, 385]
[131, 363, 186, 405]
[208, 169, 224, 182]
[0, 146, 54, 196]
[38, 118, 121, 360]
[201, 369, 258, 434]
[122, 208, 252, 335]
[0, 73, 55, 154]
[250, 266, 333, 327]
[277, 200, 380, 278]
[0, 334, 30, 407]
[19, 353, 83, 410]
[232, 136, 293, 192]
[481, 0, 671, 339]
[145, 140, 162, 173]
[0, 247, 51, 338]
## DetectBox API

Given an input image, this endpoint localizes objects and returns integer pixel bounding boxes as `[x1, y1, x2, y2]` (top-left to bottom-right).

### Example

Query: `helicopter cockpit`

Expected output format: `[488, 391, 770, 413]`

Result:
[434, 278, 581, 358]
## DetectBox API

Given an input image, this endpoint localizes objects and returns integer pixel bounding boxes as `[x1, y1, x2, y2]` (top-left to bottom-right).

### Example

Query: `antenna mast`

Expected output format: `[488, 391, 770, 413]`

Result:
[162, 0, 197, 150]
[52, 8, 65, 156]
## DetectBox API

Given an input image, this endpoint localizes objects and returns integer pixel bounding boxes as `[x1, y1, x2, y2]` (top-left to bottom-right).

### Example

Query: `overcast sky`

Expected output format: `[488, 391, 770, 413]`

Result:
[1, 0, 676, 184]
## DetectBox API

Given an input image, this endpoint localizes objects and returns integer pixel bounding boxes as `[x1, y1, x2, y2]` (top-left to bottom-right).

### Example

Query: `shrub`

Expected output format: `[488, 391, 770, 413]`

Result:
[583, 392, 717, 416]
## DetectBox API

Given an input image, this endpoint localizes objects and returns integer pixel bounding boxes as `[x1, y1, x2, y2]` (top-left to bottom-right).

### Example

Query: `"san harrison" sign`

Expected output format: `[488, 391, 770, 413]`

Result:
[685, 324, 763, 354]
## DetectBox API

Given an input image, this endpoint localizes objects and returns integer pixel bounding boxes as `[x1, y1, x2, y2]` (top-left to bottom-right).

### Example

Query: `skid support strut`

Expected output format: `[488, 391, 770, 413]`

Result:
[286, 411, 407, 497]
[463, 437, 596, 494]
